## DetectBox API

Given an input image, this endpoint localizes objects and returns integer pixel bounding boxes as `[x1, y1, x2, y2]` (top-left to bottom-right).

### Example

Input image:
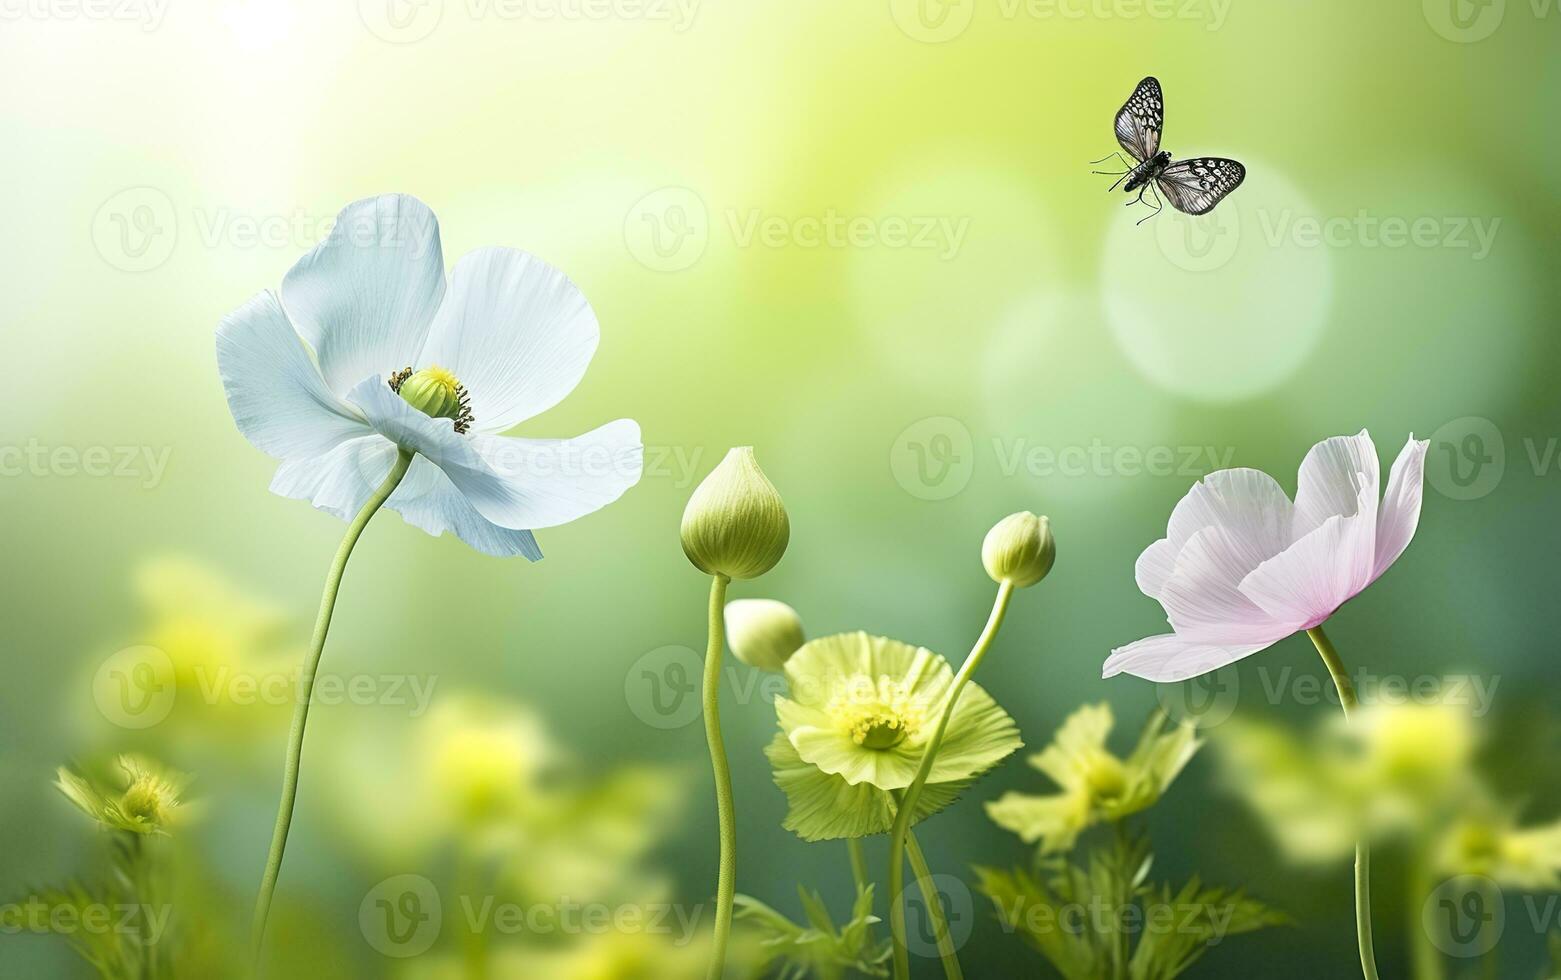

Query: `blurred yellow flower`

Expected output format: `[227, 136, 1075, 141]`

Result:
[986, 703, 1199, 853]
[1435, 807, 1561, 890]
[56, 755, 191, 836]
[418, 694, 556, 834]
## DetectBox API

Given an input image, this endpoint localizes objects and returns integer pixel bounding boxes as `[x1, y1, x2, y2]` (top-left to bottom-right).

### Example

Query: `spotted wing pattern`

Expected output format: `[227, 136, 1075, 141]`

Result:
[1114, 76, 1164, 163]
[1156, 157, 1245, 215]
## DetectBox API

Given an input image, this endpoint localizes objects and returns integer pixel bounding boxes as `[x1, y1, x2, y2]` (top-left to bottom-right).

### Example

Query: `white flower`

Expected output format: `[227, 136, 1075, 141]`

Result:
[216, 194, 642, 558]
[1106, 430, 1429, 682]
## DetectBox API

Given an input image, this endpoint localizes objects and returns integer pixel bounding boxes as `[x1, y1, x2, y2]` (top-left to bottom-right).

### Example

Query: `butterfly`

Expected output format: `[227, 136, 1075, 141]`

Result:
[1092, 76, 1245, 225]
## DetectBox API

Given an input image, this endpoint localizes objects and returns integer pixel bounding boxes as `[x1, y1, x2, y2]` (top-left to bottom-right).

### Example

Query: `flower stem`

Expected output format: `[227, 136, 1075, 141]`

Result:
[888, 580, 1015, 980]
[702, 573, 735, 980]
[1307, 624, 1381, 980]
[249, 448, 413, 971]
[848, 838, 870, 895]
[904, 829, 965, 980]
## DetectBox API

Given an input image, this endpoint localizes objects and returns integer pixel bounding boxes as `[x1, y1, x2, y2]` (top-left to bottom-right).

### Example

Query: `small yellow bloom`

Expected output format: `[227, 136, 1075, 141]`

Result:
[987, 703, 1198, 853]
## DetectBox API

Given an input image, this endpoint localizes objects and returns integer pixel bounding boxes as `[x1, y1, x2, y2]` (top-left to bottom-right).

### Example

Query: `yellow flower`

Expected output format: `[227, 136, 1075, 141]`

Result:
[1436, 806, 1561, 890]
[986, 703, 1198, 853]
[56, 756, 191, 836]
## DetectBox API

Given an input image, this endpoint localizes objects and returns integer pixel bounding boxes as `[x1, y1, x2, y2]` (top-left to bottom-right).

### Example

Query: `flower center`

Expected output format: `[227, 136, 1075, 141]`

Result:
[828, 675, 925, 751]
[1081, 751, 1129, 801]
[122, 778, 170, 824]
[390, 365, 474, 433]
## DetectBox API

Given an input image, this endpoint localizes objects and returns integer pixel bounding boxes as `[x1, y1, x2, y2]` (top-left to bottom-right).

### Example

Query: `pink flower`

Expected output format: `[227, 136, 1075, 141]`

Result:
[1105, 430, 1430, 683]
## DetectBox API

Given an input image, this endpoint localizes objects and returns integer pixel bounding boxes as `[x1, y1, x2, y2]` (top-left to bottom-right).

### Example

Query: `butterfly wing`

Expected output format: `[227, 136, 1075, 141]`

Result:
[1114, 76, 1164, 163]
[1156, 158, 1245, 215]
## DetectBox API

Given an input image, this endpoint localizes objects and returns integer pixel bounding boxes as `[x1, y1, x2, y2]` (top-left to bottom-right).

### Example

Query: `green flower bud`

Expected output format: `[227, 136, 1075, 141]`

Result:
[725, 599, 804, 672]
[982, 511, 1055, 588]
[393, 366, 474, 432]
[681, 447, 790, 579]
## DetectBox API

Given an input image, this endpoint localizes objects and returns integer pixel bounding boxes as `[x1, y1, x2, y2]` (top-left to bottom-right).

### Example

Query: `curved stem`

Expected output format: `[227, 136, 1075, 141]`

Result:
[889, 581, 1015, 980]
[702, 573, 734, 980]
[1307, 624, 1381, 980]
[904, 829, 965, 980]
[250, 448, 413, 970]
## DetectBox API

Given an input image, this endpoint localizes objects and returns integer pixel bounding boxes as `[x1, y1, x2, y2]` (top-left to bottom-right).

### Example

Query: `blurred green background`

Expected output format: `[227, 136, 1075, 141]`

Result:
[3, 0, 1559, 976]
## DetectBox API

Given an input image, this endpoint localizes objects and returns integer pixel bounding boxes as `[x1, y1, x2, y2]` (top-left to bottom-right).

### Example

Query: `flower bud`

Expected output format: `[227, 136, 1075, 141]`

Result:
[681, 447, 790, 579]
[725, 599, 804, 672]
[982, 511, 1055, 588]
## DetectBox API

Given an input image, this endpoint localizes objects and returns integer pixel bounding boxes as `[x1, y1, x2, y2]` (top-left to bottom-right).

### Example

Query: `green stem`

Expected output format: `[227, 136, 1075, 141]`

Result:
[249, 448, 413, 971]
[702, 573, 735, 980]
[848, 838, 870, 896]
[904, 829, 965, 980]
[1409, 847, 1442, 980]
[1307, 624, 1381, 980]
[889, 581, 1016, 980]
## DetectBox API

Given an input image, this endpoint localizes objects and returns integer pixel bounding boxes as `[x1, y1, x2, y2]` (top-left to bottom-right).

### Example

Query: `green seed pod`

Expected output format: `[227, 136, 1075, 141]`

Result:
[681, 447, 790, 579]
[982, 511, 1055, 588]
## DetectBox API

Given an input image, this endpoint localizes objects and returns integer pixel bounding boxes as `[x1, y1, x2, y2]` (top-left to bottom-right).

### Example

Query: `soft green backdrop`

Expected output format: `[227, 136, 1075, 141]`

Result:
[2, 0, 1557, 976]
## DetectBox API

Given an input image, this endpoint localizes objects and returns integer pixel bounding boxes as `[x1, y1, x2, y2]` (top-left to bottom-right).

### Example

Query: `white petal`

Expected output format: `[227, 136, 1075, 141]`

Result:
[1168, 468, 1296, 573]
[388, 456, 543, 559]
[471, 420, 643, 529]
[347, 377, 640, 532]
[216, 290, 369, 460]
[1374, 436, 1429, 581]
[281, 194, 446, 397]
[1134, 538, 1179, 599]
[1239, 481, 1377, 629]
[270, 437, 542, 559]
[1293, 430, 1380, 541]
[417, 247, 599, 432]
[1103, 633, 1275, 682]
[1158, 527, 1286, 644]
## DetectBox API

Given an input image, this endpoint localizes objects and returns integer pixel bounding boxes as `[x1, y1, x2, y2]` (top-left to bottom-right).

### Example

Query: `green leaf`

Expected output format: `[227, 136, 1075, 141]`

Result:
[736, 882, 892, 979]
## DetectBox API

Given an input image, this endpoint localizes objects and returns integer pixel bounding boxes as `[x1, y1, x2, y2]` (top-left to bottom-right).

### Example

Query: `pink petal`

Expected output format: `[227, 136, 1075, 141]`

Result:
[1102, 633, 1277, 682]
[1158, 527, 1286, 644]
[1374, 436, 1430, 581]
[1167, 468, 1296, 568]
[1135, 538, 1179, 599]
[1293, 430, 1380, 541]
[1239, 480, 1377, 629]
